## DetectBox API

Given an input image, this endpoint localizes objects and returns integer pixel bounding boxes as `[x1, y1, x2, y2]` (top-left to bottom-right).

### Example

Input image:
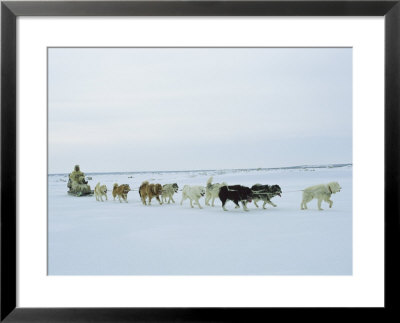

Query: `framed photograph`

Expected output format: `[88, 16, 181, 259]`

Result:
[1, 0, 399, 321]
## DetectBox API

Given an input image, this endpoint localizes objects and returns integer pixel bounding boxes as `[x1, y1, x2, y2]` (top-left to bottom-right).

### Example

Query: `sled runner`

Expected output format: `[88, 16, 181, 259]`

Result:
[67, 190, 94, 197]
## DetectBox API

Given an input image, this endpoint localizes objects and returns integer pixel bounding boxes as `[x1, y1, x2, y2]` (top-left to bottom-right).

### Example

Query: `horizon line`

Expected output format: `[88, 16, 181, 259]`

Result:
[48, 162, 353, 176]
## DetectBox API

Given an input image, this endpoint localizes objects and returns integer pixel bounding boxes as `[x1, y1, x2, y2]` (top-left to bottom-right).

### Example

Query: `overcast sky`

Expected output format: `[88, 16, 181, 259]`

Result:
[48, 47, 352, 174]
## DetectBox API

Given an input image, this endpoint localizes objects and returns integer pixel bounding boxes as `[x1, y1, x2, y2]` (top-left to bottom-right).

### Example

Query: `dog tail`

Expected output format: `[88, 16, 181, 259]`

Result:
[113, 183, 118, 189]
[139, 181, 149, 197]
[206, 177, 213, 188]
[140, 181, 149, 189]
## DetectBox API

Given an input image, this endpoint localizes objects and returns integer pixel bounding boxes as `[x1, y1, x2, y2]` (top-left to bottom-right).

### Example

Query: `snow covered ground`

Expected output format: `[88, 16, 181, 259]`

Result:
[48, 165, 352, 275]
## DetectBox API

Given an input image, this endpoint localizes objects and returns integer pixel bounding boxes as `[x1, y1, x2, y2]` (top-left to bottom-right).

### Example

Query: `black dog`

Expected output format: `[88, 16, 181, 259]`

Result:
[218, 185, 253, 211]
[250, 184, 282, 209]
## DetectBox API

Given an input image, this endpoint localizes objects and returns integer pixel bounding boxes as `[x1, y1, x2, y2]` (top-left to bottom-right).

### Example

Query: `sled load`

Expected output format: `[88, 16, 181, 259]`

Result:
[67, 165, 93, 196]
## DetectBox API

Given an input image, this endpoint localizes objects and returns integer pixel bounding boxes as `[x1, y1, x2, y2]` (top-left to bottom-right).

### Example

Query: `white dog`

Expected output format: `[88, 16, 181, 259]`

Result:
[180, 185, 205, 209]
[205, 177, 227, 207]
[94, 182, 108, 202]
[162, 183, 179, 204]
[300, 181, 341, 210]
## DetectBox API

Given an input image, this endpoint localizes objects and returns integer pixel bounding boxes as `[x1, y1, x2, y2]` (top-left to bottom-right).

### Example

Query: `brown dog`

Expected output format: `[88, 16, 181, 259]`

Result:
[112, 183, 131, 203]
[139, 181, 163, 205]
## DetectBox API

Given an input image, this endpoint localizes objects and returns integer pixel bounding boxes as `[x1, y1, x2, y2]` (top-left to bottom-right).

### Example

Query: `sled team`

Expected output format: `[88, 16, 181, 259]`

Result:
[94, 176, 341, 211]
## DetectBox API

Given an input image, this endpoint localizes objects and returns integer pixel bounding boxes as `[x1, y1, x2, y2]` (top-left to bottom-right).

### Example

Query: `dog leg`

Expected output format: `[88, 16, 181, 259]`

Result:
[220, 198, 228, 211]
[171, 196, 175, 203]
[222, 202, 228, 211]
[148, 196, 152, 205]
[211, 197, 217, 207]
[156, 196, 162, 205]
[301, 197, 310, 210]
[242, 202, 249, 212]
[328, 199, 333, 208]
[254, 200, 259, 208]
[267, 200, 277, 207]
[190, 199, 194, 208]
[317, 199, 324, 210]
[205, 194, 210, 206]
[196, 199, 203, 209]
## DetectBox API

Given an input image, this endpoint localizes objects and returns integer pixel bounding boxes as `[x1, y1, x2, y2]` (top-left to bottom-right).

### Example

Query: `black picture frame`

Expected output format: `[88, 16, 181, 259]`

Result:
[1, 0, 399, 321]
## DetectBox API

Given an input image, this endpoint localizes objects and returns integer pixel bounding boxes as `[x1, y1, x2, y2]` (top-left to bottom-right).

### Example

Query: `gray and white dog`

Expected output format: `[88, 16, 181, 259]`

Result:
[162, 183, 179, 204]
[205, 176, 227, 207]
[249, 184, 282, 209]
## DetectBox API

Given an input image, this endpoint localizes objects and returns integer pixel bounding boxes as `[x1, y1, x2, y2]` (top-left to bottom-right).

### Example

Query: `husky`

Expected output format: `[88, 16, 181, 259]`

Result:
[112, 183, 131, 203]
[139, 181, 163, 205]
[162, 183, 179, 204]
[205, 177, 227, 207]
[181, 185, 205, 209]
[218, 185, 253, 211]
[300, 182, 341, 210]
[250, 184, 282, 209]
[94, 182, 108, 202]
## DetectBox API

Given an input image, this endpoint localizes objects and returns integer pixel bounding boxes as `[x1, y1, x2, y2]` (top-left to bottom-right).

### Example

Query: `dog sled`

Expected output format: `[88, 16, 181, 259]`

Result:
[67, 190, 94, 197]
[67, 178, 93, 196]
[67, 165, 93, 197]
